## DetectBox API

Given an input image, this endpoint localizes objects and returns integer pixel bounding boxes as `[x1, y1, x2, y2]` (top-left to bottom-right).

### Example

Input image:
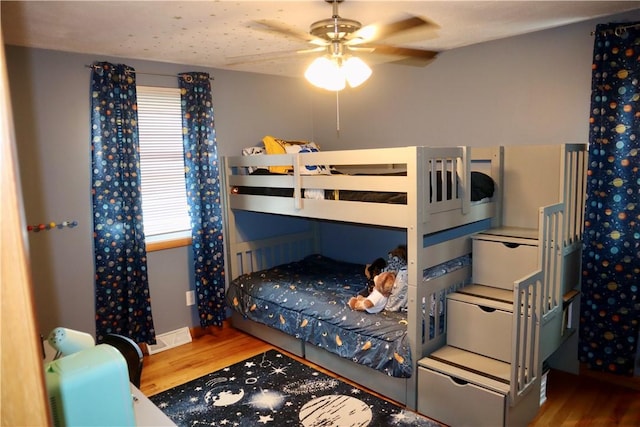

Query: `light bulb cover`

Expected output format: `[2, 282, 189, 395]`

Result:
[343, 57, 372, 88]
[305, 57, 345, 91]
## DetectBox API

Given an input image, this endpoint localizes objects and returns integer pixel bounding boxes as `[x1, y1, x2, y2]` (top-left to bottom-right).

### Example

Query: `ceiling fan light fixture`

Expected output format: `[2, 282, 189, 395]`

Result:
[305, 55, 371, 91]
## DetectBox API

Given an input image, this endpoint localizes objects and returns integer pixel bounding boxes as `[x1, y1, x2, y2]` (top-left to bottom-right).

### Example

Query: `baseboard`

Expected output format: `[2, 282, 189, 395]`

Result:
[147, 326, 192, 355]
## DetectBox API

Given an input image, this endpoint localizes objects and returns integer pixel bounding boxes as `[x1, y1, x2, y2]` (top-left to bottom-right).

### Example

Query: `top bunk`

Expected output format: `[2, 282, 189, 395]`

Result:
[221, 142, 503, 231]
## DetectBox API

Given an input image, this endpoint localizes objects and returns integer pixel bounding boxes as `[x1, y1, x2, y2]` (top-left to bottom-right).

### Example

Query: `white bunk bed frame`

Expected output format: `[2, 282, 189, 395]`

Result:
[220, 143, 586, 411]
[221, 145, 503, 410]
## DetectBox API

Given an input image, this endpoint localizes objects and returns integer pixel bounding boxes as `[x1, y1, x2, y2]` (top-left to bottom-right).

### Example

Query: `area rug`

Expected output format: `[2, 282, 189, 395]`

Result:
[149, 349, 442, 426]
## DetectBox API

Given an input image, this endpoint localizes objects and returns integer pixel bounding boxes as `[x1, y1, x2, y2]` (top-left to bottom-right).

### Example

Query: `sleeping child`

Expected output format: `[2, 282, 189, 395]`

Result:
[348, 271, 397, 314]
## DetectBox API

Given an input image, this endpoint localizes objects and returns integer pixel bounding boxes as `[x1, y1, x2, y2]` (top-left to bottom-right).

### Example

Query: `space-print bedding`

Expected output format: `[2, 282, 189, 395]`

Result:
[226, 254, 470, 378]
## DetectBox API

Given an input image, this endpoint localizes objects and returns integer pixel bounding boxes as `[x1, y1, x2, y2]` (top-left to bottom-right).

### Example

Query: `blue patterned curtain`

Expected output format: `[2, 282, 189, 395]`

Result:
[580, 23, 639, 376]
[90, 62, 156, 344]
[179, 72, 226, 327]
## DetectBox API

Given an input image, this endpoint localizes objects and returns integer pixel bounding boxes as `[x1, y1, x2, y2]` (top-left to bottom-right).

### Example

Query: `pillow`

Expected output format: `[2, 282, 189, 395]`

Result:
[241, 146, 266, 174]
[262, 135, 287, 155]
[262, 136, 289, 174]
[382, 246, 408, 312]
[242, 146, 265, 156]
[385, 267, 408, 312]
[262, 136, 330, 175]
[284, 142, 330, 175]
[262, 136, 315, 174]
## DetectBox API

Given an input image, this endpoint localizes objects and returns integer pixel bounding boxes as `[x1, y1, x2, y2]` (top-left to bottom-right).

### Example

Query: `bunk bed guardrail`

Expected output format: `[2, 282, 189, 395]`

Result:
[510, 269, 543, 407]
[223, 146, 497, 230]
[539, 202, 564, 322]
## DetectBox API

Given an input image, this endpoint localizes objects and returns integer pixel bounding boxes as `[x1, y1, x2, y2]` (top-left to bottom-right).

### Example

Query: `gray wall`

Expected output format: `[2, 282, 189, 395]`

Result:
[311, 11, 640, 150]
[6, 47, 314, 338]
[6, 9, 639, 339]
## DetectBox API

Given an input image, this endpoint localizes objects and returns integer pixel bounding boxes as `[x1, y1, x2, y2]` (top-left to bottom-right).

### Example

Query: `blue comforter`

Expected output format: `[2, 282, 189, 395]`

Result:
[225, 254, 413, 378]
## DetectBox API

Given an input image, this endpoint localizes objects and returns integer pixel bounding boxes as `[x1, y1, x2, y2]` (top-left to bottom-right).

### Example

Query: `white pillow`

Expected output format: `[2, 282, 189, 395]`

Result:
[241, 146, 265, 174]
[303, 189, 325, 200]
[284, 142, 330, 175]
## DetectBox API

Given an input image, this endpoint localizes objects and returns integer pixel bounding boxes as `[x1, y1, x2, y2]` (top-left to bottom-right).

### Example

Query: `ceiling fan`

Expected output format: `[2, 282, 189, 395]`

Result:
[229, 0, 439, 90]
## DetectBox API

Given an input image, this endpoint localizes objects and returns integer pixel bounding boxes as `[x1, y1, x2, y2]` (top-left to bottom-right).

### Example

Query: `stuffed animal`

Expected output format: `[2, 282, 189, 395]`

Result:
[358, 244, 407, 297]
[348, 271, 397, 314]
[359, 257, 387, 297]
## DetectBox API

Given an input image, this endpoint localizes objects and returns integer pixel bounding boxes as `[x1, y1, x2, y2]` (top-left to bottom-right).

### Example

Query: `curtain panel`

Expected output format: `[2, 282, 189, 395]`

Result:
[179, 72, 226, 327]
[580, 22, 639, 376]
[90, 62, 156, 344]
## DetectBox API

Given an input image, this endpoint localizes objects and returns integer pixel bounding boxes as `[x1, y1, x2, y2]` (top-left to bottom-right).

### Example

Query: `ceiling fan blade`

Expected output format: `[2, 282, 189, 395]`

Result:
[348, 15, 438, 45]
[364, 45, 438, 66]
[225, 48, 314, 66]
[254, 20, 327, 46]
[346, 46, 376, 53]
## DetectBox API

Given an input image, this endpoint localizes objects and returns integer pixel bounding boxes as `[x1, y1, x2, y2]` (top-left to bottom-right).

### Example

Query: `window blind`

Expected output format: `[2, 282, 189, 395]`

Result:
[136, 86, 191, 240]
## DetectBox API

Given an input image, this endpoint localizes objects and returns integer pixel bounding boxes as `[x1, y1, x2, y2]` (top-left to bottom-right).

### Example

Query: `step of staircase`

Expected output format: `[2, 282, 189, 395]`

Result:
[447, 284, 515, 363]
[451, 283, 514, 307]
[475, 226, 539, 241]
[419, 345, 511, 395]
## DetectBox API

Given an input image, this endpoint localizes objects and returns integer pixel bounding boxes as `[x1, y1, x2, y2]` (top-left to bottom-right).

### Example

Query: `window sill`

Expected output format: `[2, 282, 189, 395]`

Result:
[146, 236, 192, 252]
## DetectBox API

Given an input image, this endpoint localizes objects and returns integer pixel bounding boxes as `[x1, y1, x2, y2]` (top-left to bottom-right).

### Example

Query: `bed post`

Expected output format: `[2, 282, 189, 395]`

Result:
[220, 155, 234, 290]
[490, 146, 504, 228]
[460, 146, 471, 215]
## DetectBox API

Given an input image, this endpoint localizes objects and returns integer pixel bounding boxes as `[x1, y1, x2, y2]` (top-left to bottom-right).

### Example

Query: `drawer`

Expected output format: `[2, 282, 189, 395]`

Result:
[473, 238, 538, 290]
[447, 298, 512, 363]
[418, 366, 505, 427]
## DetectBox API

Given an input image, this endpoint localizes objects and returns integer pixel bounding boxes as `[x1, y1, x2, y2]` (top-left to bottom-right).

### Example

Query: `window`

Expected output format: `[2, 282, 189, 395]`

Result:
[136, 86, 191, 249]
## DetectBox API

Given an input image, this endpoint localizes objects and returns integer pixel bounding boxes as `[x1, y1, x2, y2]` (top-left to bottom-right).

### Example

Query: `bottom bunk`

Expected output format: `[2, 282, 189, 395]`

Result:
[225, 249, 472, 407]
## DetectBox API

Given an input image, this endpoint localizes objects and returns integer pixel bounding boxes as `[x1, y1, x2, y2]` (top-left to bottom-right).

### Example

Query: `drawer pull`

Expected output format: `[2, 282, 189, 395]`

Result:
[479, 305, 496, 313]
[451, 377, 468, 386]
[502, 242, 520, 248]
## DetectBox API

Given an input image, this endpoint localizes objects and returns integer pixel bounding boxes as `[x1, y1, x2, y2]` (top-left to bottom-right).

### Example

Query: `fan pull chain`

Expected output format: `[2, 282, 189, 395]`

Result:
[336, 90, 340, 136]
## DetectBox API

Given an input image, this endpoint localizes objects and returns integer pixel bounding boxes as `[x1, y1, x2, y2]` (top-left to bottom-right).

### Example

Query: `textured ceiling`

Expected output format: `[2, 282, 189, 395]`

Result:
[2, 1, 640, 77]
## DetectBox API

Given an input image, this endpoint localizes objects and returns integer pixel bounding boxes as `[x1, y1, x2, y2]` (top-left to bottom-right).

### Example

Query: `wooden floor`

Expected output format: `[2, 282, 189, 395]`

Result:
[140, 324, 640, 426]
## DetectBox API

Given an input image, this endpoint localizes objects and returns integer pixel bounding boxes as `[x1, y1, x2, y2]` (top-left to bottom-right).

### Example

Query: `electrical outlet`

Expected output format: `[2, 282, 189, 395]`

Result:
[186, 290, 195, 306]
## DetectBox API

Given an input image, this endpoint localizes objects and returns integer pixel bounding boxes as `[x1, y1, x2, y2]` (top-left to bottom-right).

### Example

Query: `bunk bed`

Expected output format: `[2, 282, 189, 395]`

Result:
[221, 145, 503, 410]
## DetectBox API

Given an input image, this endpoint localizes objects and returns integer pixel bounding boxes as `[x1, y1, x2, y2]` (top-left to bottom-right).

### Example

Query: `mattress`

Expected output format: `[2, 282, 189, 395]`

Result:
[226, 254, 471, 378]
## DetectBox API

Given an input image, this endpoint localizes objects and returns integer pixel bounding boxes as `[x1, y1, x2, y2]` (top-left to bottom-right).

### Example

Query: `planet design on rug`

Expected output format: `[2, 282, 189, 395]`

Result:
[204, 385, 245, 407]
[299, 394, 372, 426]
[150, 350, 442, 426]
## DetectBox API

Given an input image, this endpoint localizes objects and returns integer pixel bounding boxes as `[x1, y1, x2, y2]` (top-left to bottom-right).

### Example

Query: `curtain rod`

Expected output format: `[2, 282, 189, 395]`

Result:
[84, 64, 214, 80]
[591, 22, 640, 36]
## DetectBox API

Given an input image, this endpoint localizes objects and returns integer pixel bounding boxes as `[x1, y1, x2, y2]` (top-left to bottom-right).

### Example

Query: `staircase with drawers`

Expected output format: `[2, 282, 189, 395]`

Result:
[417, 200, 582, 426]
[416, 144, 586, 426]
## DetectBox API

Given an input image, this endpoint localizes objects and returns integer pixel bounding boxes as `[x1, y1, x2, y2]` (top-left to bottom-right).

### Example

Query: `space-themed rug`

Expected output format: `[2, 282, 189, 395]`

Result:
[149, 349, 442, 426]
